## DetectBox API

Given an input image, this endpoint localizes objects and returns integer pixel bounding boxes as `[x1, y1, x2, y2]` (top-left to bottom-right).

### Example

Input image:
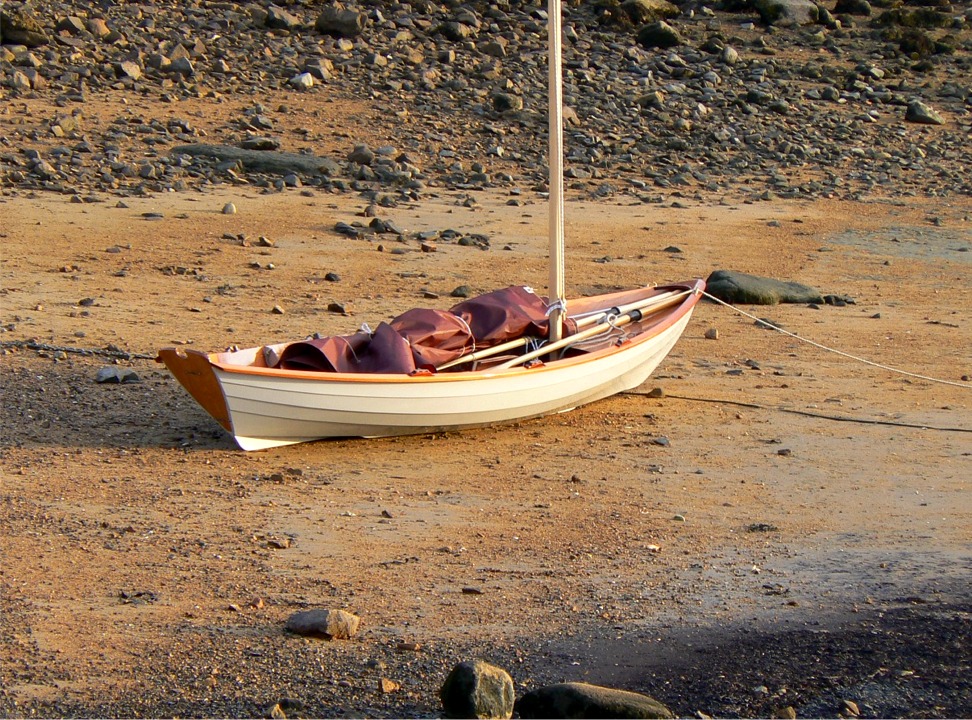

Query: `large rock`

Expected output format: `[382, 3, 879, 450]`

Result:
[266, 6, 303, 31]
[284, 609, 360, 639]
[315, 4, 367, 37]
[833, 0, 872, 16]
[436, 21, 475, 41]
[516, 682, 674, 719]
[171, 144, 341, 177]
[636, 21, 682, 49]
[705, 270, 823, 305]
[1, 7, 48, 47]
[622, 0, 681, 24]
[905, 100, 945, 125]
[753, 0, 819, 26]
[440, 660, 514, 719]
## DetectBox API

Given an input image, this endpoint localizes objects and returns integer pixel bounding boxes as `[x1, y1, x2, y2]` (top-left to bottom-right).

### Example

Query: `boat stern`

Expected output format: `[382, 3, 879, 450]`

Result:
[156, 347, 233, 433]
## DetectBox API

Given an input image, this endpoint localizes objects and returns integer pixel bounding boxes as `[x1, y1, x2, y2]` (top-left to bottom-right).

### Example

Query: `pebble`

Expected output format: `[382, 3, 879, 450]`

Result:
[379, 678, 400, 693]
[95, 367, 140, 384]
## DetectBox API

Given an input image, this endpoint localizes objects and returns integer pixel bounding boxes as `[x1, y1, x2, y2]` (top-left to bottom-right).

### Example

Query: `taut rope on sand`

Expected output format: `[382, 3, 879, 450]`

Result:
[624, 391, 971, 433]
[701, 291, 972, 390]
[0, 340, 155, 360]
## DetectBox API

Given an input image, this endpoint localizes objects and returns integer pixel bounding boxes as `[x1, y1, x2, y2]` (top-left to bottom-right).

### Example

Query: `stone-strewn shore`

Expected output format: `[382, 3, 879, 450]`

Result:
[2, 0, 970, 202]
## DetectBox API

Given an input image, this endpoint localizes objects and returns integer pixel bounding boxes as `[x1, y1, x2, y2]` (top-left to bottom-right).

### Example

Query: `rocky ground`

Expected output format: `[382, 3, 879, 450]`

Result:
[2, 0, 971, 202]
[2, 0, 971, 718]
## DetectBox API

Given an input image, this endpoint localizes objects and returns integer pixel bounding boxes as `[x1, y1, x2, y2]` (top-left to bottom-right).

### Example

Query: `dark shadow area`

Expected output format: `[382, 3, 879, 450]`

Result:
[0, 354, 234, 450]
[4, 595, 969, 719]
[565, 589, 972, 718]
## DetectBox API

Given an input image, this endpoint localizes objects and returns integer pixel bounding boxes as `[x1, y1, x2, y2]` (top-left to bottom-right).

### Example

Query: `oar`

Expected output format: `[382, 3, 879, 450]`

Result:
[570, 289, 683, 329]
[436, 289, 690, 371]
[436, 335, 538, 371]
[493, 289, 692, 371]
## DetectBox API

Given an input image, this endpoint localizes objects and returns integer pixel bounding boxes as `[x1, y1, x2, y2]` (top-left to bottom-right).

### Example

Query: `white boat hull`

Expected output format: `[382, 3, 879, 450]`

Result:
[158, 281, 703, 450]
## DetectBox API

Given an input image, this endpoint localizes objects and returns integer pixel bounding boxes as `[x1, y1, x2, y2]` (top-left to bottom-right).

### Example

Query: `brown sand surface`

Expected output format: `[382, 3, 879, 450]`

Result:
[2, 183, 970, 717]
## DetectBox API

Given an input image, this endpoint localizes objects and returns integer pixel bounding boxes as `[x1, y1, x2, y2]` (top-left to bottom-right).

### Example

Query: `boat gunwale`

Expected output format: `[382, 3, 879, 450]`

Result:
[198, 281, 704, 384]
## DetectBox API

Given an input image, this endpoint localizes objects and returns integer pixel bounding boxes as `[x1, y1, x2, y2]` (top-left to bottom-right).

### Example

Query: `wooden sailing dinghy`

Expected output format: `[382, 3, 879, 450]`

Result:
[157, 1, 704, 451]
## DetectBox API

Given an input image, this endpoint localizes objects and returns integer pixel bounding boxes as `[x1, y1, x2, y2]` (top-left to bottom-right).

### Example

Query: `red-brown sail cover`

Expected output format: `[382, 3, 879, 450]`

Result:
[272, 286, 576, 374]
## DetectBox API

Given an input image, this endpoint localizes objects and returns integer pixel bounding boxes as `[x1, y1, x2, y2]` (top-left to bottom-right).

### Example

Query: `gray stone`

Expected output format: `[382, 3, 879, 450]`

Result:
[754, 0, 819, 26]
[348, 144, 375, 165]
[240, 137, 280, 151]
[516, 682, 673, 719]
[19, 60, 45, 86]
[86, 18, 111, 40]
[114, 61, 142, 81]
[315, 5, 367, 37]
[95, 367, 141, 384]
[11, 70, 33, 91]
[32, 160, 58, 179]
[167, 57, 195, 77]
[636, 21, 682, 49]
[438, 21, 474, 42]
[285, 609, 360, 640]
[621, 0, 681, 24]
[480, 39, 508, 58]
[266, 6, 302, 31]
[440, 660, 514, 719]
[265, 698, 303, 719]
[289, 72, 314, 90]
[55, 16, 86, 36]
[171, 144, 340, 177]
[705, 270, 824, 305]
[637, 90, 665, 109]
[905, 100, 945, 125]
[492, 93, 523, 112]
[303, 58, 334, 81]
[834, 0, 871, 16]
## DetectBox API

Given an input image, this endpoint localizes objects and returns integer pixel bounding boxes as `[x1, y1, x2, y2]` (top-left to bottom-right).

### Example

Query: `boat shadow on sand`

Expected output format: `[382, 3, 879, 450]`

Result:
[1, 357, 235, 450]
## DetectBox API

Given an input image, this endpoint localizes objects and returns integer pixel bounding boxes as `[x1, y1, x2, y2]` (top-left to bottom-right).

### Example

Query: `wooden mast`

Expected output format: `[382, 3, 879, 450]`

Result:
[547, 0, 566, 344]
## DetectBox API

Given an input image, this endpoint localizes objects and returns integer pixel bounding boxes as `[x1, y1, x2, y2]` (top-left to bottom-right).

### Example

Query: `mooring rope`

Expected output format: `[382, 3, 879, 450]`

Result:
[0, 339, 155, 360]
[701, 291, 972, 390]
[624, 391, 971, 433]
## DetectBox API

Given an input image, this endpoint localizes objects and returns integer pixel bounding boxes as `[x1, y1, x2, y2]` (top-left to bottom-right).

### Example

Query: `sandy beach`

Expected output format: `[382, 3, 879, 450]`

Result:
[2, 185, 970, 717]
[2, 0, 971, 715]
